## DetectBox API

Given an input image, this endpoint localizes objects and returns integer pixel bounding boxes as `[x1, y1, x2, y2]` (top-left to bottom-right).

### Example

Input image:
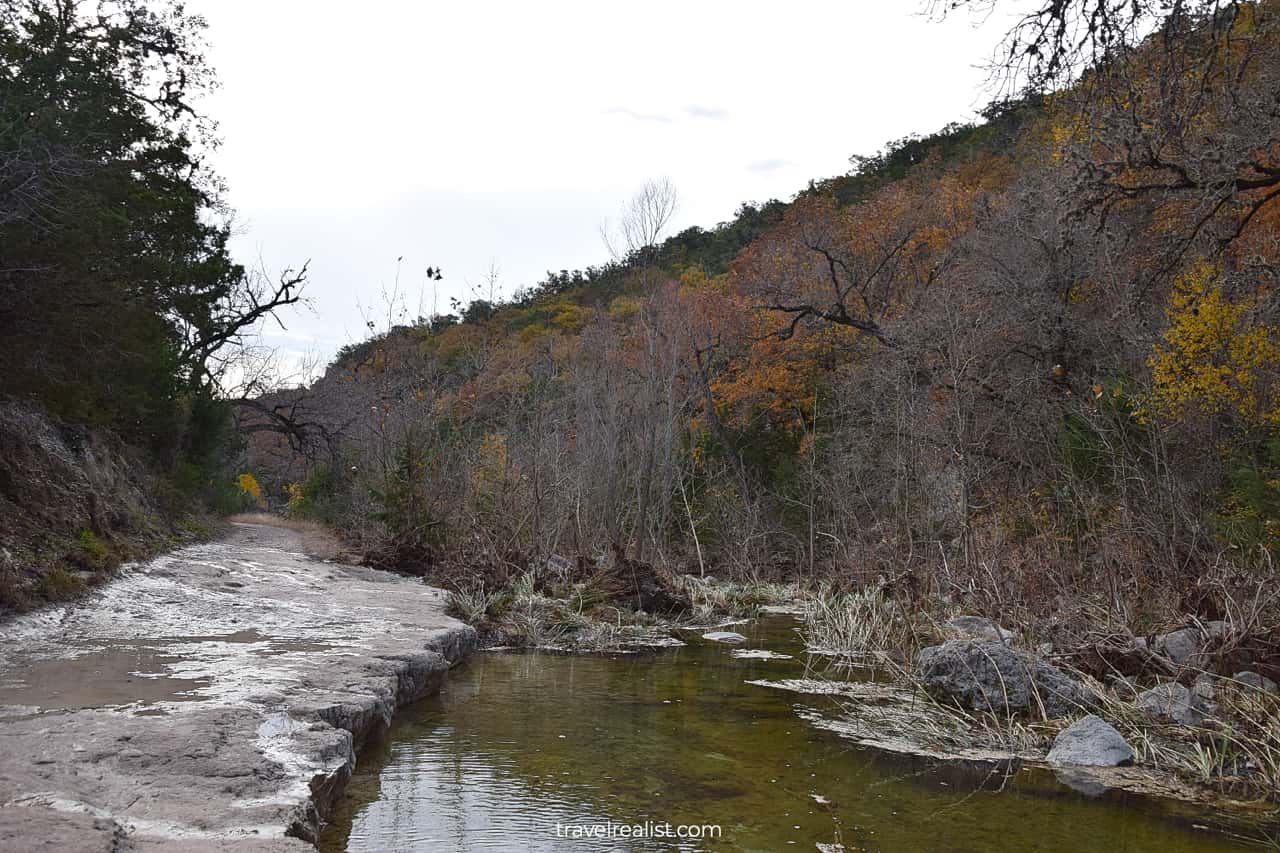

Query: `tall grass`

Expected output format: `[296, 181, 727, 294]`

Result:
[802, 584, 924, 662]
[445, 585, 507, 624]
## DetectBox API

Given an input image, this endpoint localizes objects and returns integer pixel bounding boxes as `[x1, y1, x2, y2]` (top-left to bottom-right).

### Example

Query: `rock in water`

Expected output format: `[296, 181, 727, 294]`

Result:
[1047, 715, 1134, 766]
[1054, 768, 1111, 797]
[944, 615, 1014, 643]
[915, 639, 1090, 718]
[730, 648, 792, 660]
[702, 631, 747, 644]
[1135, 682, 1202, 726]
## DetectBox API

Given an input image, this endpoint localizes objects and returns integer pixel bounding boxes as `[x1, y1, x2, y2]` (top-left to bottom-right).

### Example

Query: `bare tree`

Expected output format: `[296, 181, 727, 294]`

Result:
[932, 0, 1248, 90]
[180, 263, 309, 390]
[739, 170, 975, 347]
[601, 178, 679, 265]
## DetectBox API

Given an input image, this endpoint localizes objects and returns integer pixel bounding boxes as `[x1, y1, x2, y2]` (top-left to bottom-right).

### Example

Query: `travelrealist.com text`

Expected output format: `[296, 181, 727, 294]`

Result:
[554, 821, 723, 840]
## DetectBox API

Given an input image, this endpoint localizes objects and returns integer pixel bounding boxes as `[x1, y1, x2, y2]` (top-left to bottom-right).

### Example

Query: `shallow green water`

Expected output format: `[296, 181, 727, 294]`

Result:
[319, 617, 1271, 852]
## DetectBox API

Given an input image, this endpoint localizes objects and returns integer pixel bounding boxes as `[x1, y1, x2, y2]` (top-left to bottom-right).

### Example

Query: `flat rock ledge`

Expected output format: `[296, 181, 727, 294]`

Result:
[0, 522, 476, 852]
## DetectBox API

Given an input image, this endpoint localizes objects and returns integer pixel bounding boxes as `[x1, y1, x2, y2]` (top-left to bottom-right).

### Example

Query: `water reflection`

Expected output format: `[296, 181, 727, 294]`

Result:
[321, 617, 1263, 852]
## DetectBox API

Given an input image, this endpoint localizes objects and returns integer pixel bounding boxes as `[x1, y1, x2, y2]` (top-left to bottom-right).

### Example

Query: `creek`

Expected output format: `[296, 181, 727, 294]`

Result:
[320, 615, 1264, 852]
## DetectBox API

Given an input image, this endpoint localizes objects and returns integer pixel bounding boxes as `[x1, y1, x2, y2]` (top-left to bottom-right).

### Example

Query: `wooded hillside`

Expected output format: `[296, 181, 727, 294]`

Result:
[0, 0, 1267, 638]
[245, 1, 1280, 638]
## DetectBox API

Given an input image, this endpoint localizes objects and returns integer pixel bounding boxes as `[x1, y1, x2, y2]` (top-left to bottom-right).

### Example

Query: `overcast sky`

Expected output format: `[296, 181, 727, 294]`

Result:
[185, 0, 1028, 372]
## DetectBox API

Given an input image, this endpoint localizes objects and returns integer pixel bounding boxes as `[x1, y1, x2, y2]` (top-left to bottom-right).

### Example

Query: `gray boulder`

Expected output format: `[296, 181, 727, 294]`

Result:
[915, 639, 1091, 718]
[1136, 682, 1203, 725]
[1205, 620, 1231, 639]
[1153, 622, 1231, 671]
[1234, 671, 1279, 694]
[1192, 673, 1217, 707]
[702, 631, 747, 644]
[1047, 715, 1134, 767]
[1154, 627, 1203, 669]
[944, 616, 1014, 643]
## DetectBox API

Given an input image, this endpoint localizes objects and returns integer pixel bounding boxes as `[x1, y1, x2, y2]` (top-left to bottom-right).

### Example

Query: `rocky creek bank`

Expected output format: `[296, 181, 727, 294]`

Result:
[0, 521, 476, 852]
[891, 616, 1280, 808]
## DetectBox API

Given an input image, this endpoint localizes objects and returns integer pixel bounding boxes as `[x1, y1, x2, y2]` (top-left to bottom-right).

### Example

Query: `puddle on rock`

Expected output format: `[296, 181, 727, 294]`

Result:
[0, 629, 336, 714]
[0, 646, 212, 712]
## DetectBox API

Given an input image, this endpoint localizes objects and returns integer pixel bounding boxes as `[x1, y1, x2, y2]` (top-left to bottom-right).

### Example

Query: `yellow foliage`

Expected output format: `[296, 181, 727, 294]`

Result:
[285, 482, 304, 510]
[677, 266, 729, 292]
[430, 323, 487, 364]
[237, 473, 265, 508]
[1149, 263, 1280, 424]
[470, 432, 510, 500]
[518, 322, 548, 344]
[607, 295, 643, 320]
[1039, 94, 1093, 165]
[1067, 279, 1099, 304]
[550, 302, 587, 331]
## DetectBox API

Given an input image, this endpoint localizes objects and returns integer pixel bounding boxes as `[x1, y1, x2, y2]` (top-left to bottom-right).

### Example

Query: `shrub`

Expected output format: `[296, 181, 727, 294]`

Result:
[72, 529, 116, 573]
[285, 465, 342, 523]
[37, 566, 84, 601]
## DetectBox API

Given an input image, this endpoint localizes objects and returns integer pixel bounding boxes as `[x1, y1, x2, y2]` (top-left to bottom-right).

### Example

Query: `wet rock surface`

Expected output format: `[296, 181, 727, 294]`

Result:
[0, 522, 475, 852]
[703, 631, 748, 644]
[916, 639, 1092, 718]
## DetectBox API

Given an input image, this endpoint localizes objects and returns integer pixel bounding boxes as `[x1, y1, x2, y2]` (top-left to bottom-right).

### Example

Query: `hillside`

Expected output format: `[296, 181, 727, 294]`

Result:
[243, 0, 1280, 645]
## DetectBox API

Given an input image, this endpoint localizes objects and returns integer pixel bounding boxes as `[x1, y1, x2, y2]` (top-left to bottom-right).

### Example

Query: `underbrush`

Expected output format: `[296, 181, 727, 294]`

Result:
[34, 565, 85, 601]
[446, 567, 801, 652]
[1088, 672, 1280, 794]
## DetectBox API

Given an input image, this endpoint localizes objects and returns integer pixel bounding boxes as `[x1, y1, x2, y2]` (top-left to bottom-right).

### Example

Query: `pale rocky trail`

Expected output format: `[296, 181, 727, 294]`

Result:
[0, 521, 476, 852]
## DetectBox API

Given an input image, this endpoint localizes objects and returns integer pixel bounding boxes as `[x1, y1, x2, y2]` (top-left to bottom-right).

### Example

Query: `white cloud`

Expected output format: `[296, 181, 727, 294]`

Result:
[685, 104, 730, 120]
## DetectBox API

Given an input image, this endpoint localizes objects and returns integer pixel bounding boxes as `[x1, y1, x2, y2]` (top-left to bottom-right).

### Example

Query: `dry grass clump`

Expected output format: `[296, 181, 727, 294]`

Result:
[446, 585, 508, 625]
[446, 571, 660, 650]
[801, 584, 932, 664]
[800, 578, 1280, 802]
[444, 569, 800, 651]
[677, 575, 800, 621]
[822, 688, 1050, 762]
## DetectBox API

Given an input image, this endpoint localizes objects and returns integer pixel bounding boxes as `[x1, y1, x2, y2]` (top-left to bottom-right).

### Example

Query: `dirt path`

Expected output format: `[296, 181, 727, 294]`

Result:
[0, 521, 475, 852]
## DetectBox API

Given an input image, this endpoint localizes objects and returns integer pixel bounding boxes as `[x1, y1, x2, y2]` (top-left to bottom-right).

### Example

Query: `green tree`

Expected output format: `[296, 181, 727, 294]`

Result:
[0, 0, 302, 461]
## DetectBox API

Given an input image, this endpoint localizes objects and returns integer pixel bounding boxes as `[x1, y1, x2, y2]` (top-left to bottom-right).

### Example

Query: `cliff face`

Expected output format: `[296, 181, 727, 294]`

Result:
[0, 400, 202, 614]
